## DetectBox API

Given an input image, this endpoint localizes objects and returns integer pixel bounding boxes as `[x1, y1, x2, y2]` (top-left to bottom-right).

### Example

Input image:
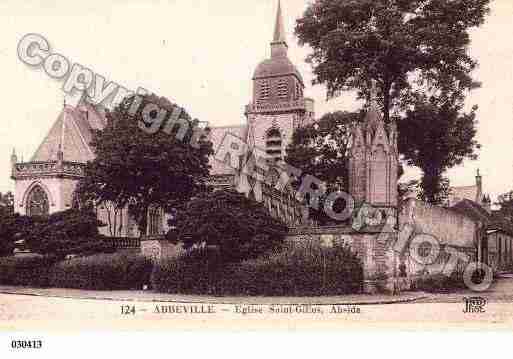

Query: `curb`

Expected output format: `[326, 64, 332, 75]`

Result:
[0, 288, 429, 306]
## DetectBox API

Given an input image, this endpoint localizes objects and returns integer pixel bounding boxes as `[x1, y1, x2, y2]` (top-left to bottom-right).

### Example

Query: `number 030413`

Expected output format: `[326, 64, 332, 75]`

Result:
[11, 340, 43, 349]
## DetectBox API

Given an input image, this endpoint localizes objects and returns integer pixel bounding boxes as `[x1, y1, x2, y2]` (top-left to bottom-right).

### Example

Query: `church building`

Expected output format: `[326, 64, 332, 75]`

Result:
[10, 1, 314, 236]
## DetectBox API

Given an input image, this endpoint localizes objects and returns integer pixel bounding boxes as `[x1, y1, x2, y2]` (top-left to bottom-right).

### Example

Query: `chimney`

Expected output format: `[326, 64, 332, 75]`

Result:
[476, 169, 483, 203]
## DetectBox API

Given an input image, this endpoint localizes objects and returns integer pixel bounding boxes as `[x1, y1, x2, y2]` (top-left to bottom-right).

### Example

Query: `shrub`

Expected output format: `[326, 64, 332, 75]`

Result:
[170, 190, 288, 262]
[152, 244, 364, 296]
[49, 253, 153, 290]
[0, 255, 56, 287]
[0, 214, 33, 257]
[415, 271, 467, 293]
[150, 248, 223, 295]
[23, 209, 110, 259]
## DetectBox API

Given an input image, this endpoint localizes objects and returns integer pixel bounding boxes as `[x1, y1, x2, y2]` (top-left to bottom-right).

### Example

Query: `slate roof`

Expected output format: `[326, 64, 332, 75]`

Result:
[31, 103, 106, 164]
[448, 185, 481, 206]
[30, 102, 248, 178]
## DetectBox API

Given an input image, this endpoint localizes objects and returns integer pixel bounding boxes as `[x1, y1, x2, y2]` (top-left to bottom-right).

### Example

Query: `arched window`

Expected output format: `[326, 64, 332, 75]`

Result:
[266, 167, 281, 187]
[266, 127, 282, 162]
[26, 185, 49, 217]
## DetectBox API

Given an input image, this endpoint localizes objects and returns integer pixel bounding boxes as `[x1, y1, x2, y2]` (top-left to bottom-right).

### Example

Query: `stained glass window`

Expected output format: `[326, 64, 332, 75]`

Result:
[27, 185, 49, 217]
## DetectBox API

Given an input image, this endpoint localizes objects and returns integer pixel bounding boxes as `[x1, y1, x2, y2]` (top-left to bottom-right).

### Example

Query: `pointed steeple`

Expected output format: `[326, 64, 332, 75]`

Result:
[271, 0, 288, 58]
[273, 0, 287, 44]
[370, 80, 379, 108]
[365, 80, 383, 132]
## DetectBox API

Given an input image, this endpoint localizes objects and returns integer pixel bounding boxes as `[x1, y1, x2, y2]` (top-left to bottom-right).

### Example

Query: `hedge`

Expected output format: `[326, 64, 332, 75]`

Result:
[152, 244, 364, 296]
[0, 255, 56, 287]
[48, 253, 153, 290]
[0, 253, 153, 290]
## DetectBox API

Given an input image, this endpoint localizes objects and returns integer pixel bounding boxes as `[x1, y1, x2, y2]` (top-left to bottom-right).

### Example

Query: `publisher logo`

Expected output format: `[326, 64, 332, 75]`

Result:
[463, 297, 487, 313]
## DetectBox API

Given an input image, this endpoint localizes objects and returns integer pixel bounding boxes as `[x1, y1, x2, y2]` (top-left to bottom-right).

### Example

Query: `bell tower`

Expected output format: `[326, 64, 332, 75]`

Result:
[238, 0, 315, 202]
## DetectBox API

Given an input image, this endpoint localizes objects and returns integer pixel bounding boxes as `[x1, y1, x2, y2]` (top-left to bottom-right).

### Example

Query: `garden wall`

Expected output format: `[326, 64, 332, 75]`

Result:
[398, 198, 478, 276]
[286, 225, 400, 292]
[399, 198, 477, 248]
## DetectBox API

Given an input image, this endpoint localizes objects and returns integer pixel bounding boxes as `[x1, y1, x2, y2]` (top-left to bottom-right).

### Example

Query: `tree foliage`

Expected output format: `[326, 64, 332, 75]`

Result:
[285, 111, 360, 224]
[398, 96, 480, 204]
[294, 0, 489, 203]
[169, 190, 288, 262]
[286, 111, 360, 190]
[496, 191, 513, 222]
[0, 214, 19, 257]
[76, 94, 213, 233]
[295, 0, 490, 122]
[0, 191, 14, 218]
[0, 210, 111, 259]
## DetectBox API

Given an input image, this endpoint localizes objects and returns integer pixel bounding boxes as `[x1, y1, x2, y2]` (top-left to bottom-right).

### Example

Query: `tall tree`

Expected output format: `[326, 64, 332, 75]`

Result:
[295, 0, 488, 203]
[295, 0, 490, 122]
[285, 111, 360, 224]
[398, 96, 480, 204]
[76, 94, 213, 234]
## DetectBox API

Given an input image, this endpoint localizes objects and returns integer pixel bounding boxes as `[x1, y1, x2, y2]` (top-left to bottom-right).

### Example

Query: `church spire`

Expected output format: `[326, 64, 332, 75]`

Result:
[365, 79, 383, 131]
[271, 0, 288, 58]
[273, 0, 286, 44]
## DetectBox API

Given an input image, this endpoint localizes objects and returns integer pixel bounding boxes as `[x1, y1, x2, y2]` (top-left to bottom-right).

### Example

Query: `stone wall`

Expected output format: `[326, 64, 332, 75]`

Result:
[400, 198, 477, 248]
[286, 226, 399, 286]
[141, 239, 184, 262]
[398, 198, 478, 276]
[286, 199, 481, 293]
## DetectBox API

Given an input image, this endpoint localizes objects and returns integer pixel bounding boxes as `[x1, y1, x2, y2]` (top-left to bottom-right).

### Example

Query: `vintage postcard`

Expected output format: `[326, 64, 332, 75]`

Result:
[1, 0, 513, 347]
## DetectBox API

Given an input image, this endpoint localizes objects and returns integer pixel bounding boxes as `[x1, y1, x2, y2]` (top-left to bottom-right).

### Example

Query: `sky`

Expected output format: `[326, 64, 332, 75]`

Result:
[0, 0, 512, 200]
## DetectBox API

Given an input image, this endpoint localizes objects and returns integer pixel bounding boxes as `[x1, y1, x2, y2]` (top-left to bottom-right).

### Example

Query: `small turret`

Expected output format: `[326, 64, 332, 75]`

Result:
[10, 148, 17, 165]
[476, 169, 483, 203]
[10, 148, 18, 178]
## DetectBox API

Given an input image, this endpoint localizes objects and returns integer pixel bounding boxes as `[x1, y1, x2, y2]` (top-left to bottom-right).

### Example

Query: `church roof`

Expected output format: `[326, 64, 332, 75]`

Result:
[208, 125, 248, 176]
[253, 57, 304, 84]
[30, 103, 106, 163]
[448, 185, 481, 206]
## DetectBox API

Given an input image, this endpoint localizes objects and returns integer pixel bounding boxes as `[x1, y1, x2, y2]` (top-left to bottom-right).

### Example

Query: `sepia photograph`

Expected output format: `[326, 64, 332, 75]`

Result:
[0, 0, 513, 354]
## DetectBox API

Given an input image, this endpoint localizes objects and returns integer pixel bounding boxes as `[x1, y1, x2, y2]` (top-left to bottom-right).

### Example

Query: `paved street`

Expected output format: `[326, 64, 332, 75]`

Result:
[0, 276, 512, 331]
[417, 274, 513, 304]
